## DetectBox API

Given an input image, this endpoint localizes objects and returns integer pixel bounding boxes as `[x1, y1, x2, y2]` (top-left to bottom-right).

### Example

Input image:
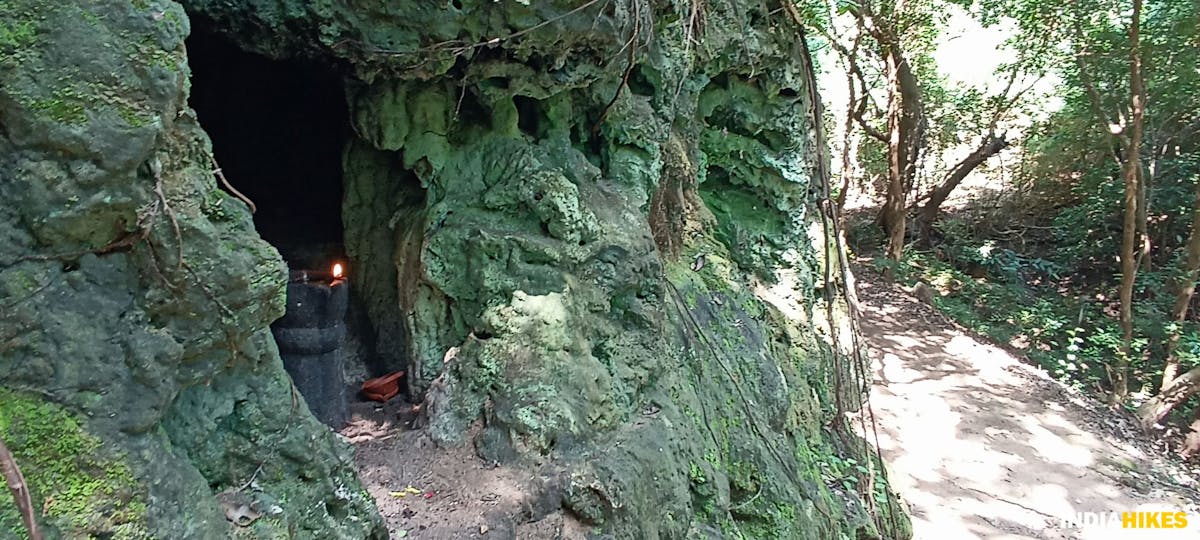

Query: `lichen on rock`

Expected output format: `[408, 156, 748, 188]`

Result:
[0, 1, 383, 538]
[2, 0, 910, 538]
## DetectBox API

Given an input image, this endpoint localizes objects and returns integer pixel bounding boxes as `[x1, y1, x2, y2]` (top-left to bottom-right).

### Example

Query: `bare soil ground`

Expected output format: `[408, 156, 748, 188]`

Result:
[339, 399, 589, 540]
[854, 264, 1200, 539]
[337, 263, 1200, 539]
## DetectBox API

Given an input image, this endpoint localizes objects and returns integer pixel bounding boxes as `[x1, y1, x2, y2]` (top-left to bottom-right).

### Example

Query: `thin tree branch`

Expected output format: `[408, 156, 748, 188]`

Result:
[211, 156, 256, 214]
[0, 435, 44, 540]
[1070, 16, 1129, 169]
[814, 12, 888, 143]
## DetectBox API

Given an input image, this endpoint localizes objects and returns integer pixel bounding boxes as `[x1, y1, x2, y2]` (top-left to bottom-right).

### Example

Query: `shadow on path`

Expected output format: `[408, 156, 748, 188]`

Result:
[854, 268, 1197, 540]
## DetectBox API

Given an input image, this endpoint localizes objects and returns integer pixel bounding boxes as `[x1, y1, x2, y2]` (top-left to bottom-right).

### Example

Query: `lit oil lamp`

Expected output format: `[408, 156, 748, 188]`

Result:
[291, 261, 346, 284]
[271, 260, 350, 427]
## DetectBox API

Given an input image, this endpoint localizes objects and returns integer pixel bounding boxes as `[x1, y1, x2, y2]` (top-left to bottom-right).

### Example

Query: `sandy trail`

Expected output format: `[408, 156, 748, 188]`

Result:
[343, 264, 1200, 539]
[855, 270, 1200, 540]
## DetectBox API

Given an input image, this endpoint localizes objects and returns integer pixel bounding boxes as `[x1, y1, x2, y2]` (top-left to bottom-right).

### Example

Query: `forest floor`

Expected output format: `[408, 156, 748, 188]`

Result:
[340, 401, 589, 539]
[336, 261, 1200, 539]
[854, 261, 1200, 539]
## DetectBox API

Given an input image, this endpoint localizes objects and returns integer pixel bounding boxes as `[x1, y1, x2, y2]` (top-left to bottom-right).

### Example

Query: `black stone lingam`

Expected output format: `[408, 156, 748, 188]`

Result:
[271, 266, 349, 428]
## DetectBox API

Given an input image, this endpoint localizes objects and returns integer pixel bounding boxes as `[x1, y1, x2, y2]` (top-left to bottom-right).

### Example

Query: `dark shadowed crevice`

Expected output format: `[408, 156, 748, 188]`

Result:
[186, 25, 350, 266]
[514, 95, 541, 138]
[186, 25, 377, 426]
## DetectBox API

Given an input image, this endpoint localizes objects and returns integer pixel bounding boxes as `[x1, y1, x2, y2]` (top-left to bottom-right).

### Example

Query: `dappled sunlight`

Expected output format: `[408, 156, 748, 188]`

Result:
[880, 353, 923, 383]
[753, 269, 808, 324]
[855, 274, 1192, 539]
[943, 335, 1015, 379]
[882, 333, 926, 349]
[1018, 416, 1097, 467]
[1027, 483, 1076, 517]
[1022, 420, 1099, 465]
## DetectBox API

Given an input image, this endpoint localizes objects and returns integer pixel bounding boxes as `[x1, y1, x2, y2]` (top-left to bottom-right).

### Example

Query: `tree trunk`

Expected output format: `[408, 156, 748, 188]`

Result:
[1139, 365, 1200, 426]
[915, 133, 1007, 246]
[1137, 174, 1151, 271]
[1114, 164, 1138, 404]
[834, 32, 864, 217]
[835, 76, 860, 216]
[878, 41, 924, 277]
[1159, 173, 1200, 392]
[1112, 0, 1146, 405]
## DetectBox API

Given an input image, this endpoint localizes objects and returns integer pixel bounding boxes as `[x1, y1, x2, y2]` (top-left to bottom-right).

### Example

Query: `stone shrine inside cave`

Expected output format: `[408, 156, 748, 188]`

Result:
[186, 26, 387, 424]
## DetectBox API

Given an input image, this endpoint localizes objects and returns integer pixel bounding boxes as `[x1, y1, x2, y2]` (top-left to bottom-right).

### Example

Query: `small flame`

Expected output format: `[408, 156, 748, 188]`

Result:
[332, 263, 344, 279]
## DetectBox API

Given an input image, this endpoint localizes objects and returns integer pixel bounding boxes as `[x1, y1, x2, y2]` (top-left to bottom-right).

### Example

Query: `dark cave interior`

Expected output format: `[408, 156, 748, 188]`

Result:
[185, 25, 396, 424]
[186, 26, 350, 269]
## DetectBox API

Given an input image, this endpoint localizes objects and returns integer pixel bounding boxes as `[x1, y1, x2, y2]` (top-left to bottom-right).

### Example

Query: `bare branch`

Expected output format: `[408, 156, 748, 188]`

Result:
[813, 12, 888, 143]
[212, 155, 257, 214]
[1070, 15, 1129, 168]
[0, 435, 44, 540]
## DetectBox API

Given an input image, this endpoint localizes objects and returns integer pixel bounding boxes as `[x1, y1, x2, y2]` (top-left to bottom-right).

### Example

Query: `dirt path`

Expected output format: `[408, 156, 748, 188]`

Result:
[341, 401, 590, 539]
[340, 265, 1200, 539]
[854, 268, 1200, 539]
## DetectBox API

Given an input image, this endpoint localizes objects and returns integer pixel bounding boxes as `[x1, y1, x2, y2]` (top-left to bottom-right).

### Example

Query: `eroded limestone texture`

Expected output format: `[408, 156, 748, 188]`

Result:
[0, 1, 382, 538]
[1, 0, 910, 538]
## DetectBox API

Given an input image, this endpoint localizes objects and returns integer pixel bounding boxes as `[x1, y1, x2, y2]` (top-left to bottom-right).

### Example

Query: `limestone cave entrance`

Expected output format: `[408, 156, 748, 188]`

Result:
[186, 26, 388, 428]
[186, 26, 349, 266]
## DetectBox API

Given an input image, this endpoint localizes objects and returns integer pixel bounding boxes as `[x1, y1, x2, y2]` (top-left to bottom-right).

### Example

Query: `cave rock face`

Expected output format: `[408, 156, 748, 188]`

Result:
[0, 1, 381, 538]
[0, 1, 910, 539]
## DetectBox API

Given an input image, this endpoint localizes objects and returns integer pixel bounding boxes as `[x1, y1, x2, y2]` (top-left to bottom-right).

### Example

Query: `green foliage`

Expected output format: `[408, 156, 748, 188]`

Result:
[818, 454, 870, 493]
[921, 0, 1198, 414]
[881, 248, 1110, 387]
[936, 225, 1063, 284]
[882, 209, 1200, 416]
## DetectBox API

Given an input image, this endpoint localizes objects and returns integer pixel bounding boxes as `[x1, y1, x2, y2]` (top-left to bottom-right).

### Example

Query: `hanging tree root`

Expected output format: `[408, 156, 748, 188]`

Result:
[0, 435, 44, 540]
[211, 155, 256, 214]
[333, 0, 604, 74]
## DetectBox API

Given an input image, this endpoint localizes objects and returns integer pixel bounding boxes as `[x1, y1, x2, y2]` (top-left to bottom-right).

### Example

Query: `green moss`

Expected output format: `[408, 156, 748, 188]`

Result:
[0, 388, 150, 539]
[116, 103, 149, 128]
[28, 85, 88, 124]
[135, 35, 182, 73]
[697, 179, 789, 280]
[78, 8, 103, 28]
[688, 461, 708, 484]
[0, 0, 39, 54]
[0, 18, 35, 51]
[730, 501, 801, 539]
[4, 1, 180, 129]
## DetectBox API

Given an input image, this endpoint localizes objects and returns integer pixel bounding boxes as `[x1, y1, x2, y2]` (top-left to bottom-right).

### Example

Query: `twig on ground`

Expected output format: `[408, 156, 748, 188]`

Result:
[0, 435, 44, 540]
[238, 463, 265, 492]
[951, 481, 1060, 520]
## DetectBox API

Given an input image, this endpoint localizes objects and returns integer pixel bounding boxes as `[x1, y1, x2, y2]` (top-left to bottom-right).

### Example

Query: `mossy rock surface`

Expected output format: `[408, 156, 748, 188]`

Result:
[0, 1, 383, 538]
[1, 0, 910, 538]
[0, 389, 149, 540]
